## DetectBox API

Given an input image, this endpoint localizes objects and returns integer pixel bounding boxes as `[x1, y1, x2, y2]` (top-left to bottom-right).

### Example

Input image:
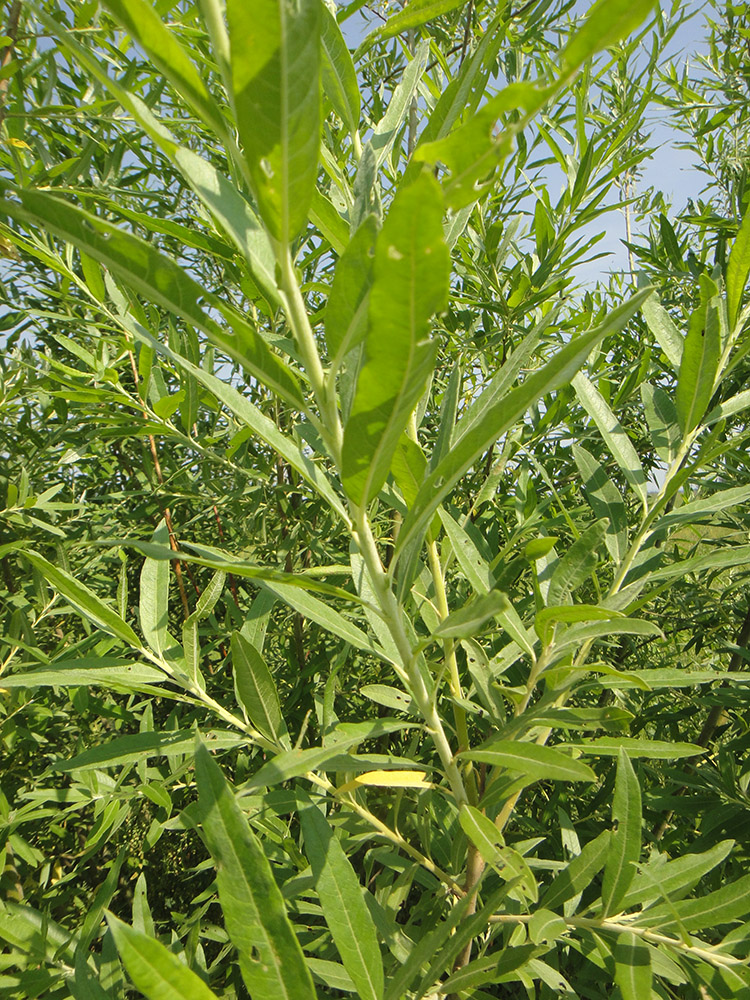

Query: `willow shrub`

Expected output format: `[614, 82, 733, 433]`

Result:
[2, 0, 750, 998]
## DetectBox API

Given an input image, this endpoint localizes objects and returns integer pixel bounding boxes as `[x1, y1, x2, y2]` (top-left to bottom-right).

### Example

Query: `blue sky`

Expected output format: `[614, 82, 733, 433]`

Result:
[338, 0, 714, 282]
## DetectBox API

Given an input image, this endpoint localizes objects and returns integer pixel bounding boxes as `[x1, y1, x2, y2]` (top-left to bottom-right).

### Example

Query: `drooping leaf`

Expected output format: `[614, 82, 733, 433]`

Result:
[431, 591, 510, 641]
[195, 742, 317, 1000]
[227, 0, 320, 244]
[299, 795, 384, 1000]
[341, 172, 449, 505]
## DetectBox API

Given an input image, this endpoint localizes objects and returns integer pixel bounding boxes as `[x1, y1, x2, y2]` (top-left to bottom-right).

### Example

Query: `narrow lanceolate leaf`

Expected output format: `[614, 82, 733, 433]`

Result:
[139, 520, 171, 658]
[601, 748, 641, 917]
[341, 173, 450, 505]
[325, 215, 378, 363]
[727, 203, 750, 327]
[431, 591, 510, 641]
[546, 519, 608, 607]
[614, 933, 652, 1000]
[640, 384, 680, 465]
[634, 873, 750, 933]
[396, 290, 652, 567]
[227, 0, 320, 244]
[366, 0, 467, 44]
[675, 275, 721, 434]
[572, 372, 648, 507]
[232, 632, 290, 748]
[560, 0, 658, 74]
[101, 0, 227, 139]
[129, 323, 346, 521]
[572, 445, 628, 562]
[0, 189, 303, 407]
[107, 914, 220, 1000]
[642, 293, 683, 369]
[34, 10, 280, 307]
[321, 4, 360, 137]
[540, 830, 611, 912]
[299, 797, 384, 1000]
[21, 551, 140, 648]
[439, 509, 494, 594]
[195, 743, 317, 1000]
[459, 741, 596, 784]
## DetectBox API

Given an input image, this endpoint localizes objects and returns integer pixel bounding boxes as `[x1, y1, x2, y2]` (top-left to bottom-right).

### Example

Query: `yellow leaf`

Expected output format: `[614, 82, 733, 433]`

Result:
[337, 770, 432, 794]
[7, 138, 30, 149]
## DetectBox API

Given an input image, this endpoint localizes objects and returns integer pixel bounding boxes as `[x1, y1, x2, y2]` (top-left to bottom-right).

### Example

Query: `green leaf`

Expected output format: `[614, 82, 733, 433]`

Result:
[540, 830, 611, 911]
[601, 748, 641, 917]
[299, 795, 384, 1000]
[325, 215, 378, 362]
[431, 591, 510, 641]
[572, 373, 648, 506]
[705, 386, 750, 425]
[614, 933, 652, 1000]
[56, 731, 247, 772]
[642, 293, 683, 369]
[361, 39, 429, 171]
[227, 0, 320, 244]
[0, 660, 166, 692]
[396, 290, 653, 568]
[414, 81, 549, 208]
[139, 519, 172, 658]
[128, 322, 346, 520]
[675, 275, 721, 434]
[341, 173, 449, 505]
[21, 550, 140, 648]
[366, 0, 467, 44]
[232, 631, 291, 748]
[439, 508, 494, 594]
[107, 914, 219, 999]
[101, 0, 227, 139]
[546, 519, 608, 607]
[572, 445, 628, 563]
[559, 0, 658, 72]
[0, 189, 302, 407]
[436, 946, 537, 995]
[459, 741, 596, 783]
[640, 383, 681, 464]
[727, 202, 750, 327]
[634, 873, 750, 933]
[534, 604, 623, 645]
[567, 738, 704, 759]
[259, 581, 383, 657]
[654, 485, 750, 531]
[321, 4, 360, 137]
[620, 840, 734, 911]
[195, 742, 317, 1000]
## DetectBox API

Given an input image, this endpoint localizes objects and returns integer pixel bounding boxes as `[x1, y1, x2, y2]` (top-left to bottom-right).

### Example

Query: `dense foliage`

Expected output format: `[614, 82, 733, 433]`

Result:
[2, 0, 750, 998]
